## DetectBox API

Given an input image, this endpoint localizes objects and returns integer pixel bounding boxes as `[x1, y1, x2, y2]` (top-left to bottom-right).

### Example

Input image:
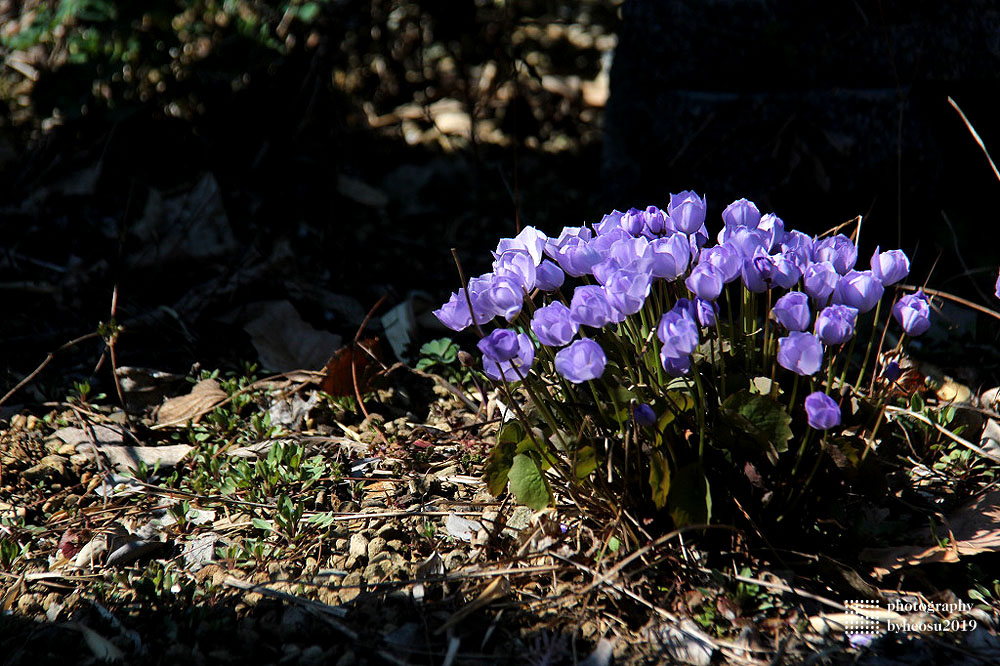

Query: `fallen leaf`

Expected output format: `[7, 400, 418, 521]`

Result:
[156, 378, 227, 426]
[320, 337, 385, 397]
[243, 300, 342, 372]
[444, 514, 483, 542]
[80, 443, 193, 474]
[74, 623, 125, 662]
[862, 490, 1000, 576]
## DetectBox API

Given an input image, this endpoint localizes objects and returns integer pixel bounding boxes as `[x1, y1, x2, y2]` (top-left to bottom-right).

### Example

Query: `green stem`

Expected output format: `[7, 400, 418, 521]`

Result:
[853, 298, 884, 393]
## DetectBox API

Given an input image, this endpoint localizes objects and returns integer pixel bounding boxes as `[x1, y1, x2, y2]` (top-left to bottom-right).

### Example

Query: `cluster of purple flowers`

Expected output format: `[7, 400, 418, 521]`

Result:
[435, 191, 927, 430]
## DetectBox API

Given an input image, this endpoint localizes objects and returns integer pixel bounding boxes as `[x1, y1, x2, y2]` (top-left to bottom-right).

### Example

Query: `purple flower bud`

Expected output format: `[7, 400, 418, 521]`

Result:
[554, 338, 607, 384]
[668, 190, 707, 234]
[643, 205, 670, 236]
[660, 349, 692, 377]
[649, 234, 690, 279]
[535, 259, 565, 291]
[804, 392, 841, 430]
[870, 246, 910, 286]
[493, 248, 537, 291]
[686, 263, 725, 301]
[814, 304, 858, 345]
[482, 333, 535, 382]
[477, 328, 520, 362]
[833, 269, 884, 313]
[530, 301, 578, 347]
[883, 360, 902, 382]
[570, 285, 615, 328]
[620, 208, 646, 236]
[554, 237, 601, 277]
[633, 403, 657, 427]
[657, 308, 700, 356]
[722, 198, 761, 230]
[803, 261, 839, 303]
[433, 274, 496, 331]
[605, 269, 653, 316]
[433, 291, 474, 331]
[486, 274, 526, 321]
[812, 234, 858, 275]
[995, 268, 1000, 300]
[771, 291, 811, 331]
[892, 290, 932, 336]
[758, 213, 785, 250]
[777, 332, 824, 376]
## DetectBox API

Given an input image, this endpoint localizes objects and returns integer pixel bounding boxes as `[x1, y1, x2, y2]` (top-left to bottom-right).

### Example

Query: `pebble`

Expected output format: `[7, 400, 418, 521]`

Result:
[339, 572, 363, 603]
[367, 536, 387, 559]
[348, 534, 369, 560]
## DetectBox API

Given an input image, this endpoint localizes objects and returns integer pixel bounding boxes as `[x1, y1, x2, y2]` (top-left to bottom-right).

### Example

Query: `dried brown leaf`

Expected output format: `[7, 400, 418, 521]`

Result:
[156, 378, 227, 426]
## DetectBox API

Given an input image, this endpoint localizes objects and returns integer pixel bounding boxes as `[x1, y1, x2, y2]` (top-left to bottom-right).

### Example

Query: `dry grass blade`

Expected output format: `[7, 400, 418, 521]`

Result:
[948, 96, 1000, 184]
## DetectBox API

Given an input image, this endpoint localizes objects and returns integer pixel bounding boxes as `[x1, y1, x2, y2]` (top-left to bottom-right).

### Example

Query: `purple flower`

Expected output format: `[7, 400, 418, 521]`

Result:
[660, 348, 692, 377]
[758, 213, 785, 250]
[686, 263, 725, 301]
[995, 268, 1000, 300]
[482, 332, 535, 382]
[493, 249, 537, 291]
[700, 243, 742, 283]
[769, 252, 803, 289]
[620, 208, 646, 236]
[771, 292, 811, 331]
[605, 269, 653, 316]
[870, 247, 910, 286]
[882, 360, 902, 382]
[545, 226, 592, 258]
[633, 403, 657, 427]
[777, 332, 824, 376]
[531, 301, 578, 347]
[553, 237, 601, 277]
[812, 234, 858, 275]
[742, 248, 772, 293]
[780, 230, 815, 271]
[477, 328, 520, 361]
[433, 274, 496, 331]
[657, 308, 700, 356]
[668, 190, 707, 234]
[590, 227, 631, 263]
[486, 274, 526, 321]
[804, 392, 841, 430]
[814, 304, 858, 345]
[892, 290, 932, 336]
[570, 285, 615, 328]
[649, 234, 690, 279]
[694, 298, 718, 327]
[727, 227, 769, 259]
[554, 338, 607, 384]
[496, 226, 547, 266]
[643, 206, 670, 236]
[592, 210, 624, 236]
[833, 270, 884, 313]
[803, 261, 839, 303]
[722, 198, 761, 231]
[535, 260, 565, 291]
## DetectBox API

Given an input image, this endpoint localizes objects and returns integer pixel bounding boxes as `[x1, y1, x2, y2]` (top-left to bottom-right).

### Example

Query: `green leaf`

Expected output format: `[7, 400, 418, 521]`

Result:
[656, 390, 696, 430]
[508, 454, 552, 510]
[720, 390, 793, 461]
[667, 462, 711, 527]
[483, 441, 516, 496]
[573, 446, 598, 480]
[648, 452, 671, 508]
[497, 420, 526, 445]
[252, 518, 272, 531]
[297, 2, 321, 22]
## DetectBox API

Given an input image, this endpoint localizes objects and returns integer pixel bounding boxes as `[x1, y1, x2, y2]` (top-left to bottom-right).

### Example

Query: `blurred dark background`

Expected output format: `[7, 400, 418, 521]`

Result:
[1, 0, 998, 399]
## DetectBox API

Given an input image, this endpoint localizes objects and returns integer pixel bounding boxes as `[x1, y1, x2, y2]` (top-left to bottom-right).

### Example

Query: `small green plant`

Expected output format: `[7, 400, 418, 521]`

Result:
[416, 337, 472, 386]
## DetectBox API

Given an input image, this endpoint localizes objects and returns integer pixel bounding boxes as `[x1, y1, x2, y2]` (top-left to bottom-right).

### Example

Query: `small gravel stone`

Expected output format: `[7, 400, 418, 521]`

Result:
[348, 534, 368, 559]
[367, 536, 387, 558]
